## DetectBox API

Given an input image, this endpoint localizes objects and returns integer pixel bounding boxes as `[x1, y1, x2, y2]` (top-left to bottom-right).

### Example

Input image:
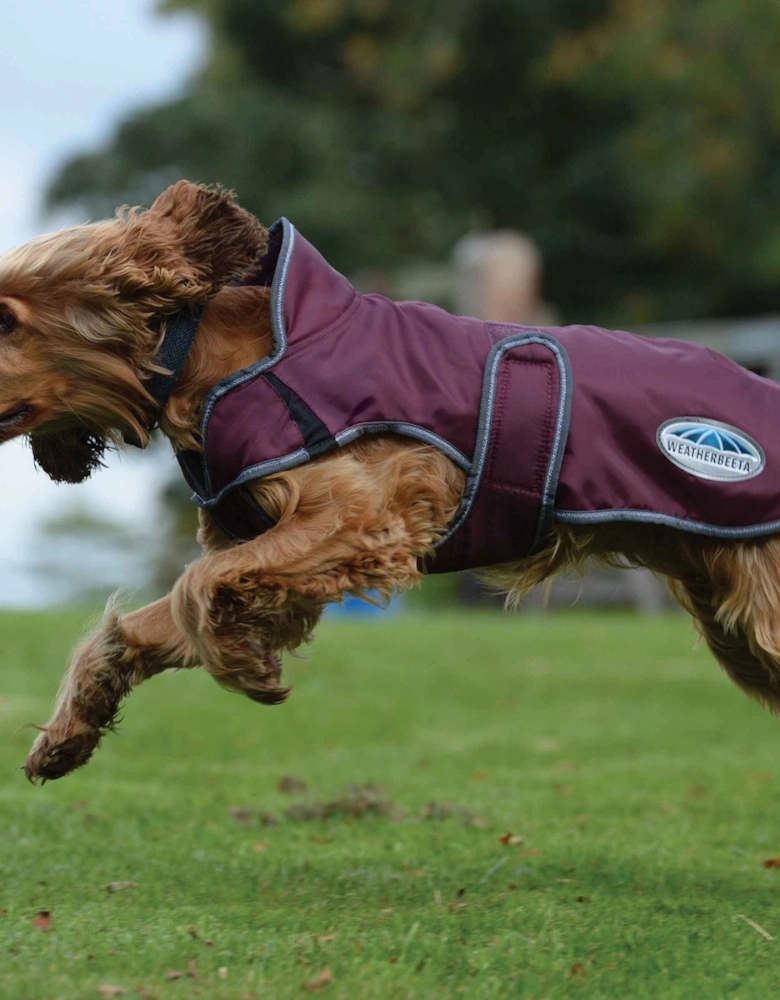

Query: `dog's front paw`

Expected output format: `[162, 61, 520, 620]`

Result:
[244, 643, 289, 705]
[24, 725, 101, 783]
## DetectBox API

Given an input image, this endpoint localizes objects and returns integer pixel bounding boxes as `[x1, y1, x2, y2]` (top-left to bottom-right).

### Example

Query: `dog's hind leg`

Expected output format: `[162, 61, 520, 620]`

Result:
[25, 595, 199, 782]
[482, 521, 780, 711]
[669, 539, 780, 710]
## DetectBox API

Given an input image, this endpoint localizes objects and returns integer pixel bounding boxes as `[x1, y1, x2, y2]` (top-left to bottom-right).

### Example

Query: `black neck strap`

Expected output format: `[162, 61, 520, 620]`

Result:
[132, 237, 274, 447]
[147, 305, 204, 411]
[129, 305, 204, 445]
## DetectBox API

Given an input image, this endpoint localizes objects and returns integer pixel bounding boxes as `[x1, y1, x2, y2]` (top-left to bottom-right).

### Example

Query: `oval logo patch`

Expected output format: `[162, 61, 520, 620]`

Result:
[657, 418, 765, 482]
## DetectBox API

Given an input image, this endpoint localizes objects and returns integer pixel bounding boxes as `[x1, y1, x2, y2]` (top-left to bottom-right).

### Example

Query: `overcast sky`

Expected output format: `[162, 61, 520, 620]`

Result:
[1, 0, 204, 605]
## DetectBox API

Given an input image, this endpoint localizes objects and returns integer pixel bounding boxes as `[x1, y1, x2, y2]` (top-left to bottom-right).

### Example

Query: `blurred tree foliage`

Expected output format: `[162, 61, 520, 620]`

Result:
[33, 506, 157, 603]
[32, 479, 202, 599]
[46, 0, 780, 325]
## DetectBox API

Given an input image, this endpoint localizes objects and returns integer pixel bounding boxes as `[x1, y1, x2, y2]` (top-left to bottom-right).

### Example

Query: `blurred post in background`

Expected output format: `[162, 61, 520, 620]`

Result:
[453, 232, 545, 327]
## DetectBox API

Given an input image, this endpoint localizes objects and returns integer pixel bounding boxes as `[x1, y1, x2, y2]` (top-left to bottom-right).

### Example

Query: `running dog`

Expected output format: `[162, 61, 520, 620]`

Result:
[1, 181, 779, 782]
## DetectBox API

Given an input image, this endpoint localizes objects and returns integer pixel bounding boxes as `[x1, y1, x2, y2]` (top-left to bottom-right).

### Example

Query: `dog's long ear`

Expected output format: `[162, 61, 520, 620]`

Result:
[29, 428, 108, 484]
[82, 182, 267, 323]
[145, 181, 267, 295]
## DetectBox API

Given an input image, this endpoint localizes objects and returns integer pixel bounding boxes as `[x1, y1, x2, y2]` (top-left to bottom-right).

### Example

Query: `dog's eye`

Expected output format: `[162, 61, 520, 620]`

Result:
[0, 306, 17, 334]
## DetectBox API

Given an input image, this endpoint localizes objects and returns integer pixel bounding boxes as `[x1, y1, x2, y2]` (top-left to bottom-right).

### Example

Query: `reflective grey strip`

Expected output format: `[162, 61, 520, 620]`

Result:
[194, 428, 470, 510]
[555, 507, 780, 539]
[193, 447, 309, 509]
[335, 424, 471, 471]
[433, 332, 572, 553]
[198, 218, 297, 496]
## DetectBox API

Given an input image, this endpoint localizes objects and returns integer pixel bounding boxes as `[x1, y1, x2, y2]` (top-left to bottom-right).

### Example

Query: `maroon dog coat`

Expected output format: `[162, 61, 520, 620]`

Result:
[176, 219, 780, 573]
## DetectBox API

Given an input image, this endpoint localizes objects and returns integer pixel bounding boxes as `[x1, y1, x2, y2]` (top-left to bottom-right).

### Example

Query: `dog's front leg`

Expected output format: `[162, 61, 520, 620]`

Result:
[25, 595, 199, 782]
[171, 505, 425, 704]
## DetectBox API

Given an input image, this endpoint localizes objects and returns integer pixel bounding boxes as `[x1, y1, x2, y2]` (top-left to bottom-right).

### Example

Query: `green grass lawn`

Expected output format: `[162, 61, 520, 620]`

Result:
[3, 609, 780, 999]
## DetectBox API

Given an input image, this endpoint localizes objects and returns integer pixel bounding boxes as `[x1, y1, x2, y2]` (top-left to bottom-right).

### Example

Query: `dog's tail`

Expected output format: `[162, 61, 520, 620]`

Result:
[669, 552, 780, 711]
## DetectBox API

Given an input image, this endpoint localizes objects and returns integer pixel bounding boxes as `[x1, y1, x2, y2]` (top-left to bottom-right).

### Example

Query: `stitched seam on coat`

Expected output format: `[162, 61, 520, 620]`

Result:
[534, 361, 554, 495]
[485, 364, 510, 483]
[281, 292, 361, 361]
[485, 357, 553, 492]
[481, 480, 541, 497]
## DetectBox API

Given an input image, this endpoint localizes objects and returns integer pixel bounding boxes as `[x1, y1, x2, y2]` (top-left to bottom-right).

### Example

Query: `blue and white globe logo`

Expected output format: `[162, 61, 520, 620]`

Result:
[657, 417, 765, 482]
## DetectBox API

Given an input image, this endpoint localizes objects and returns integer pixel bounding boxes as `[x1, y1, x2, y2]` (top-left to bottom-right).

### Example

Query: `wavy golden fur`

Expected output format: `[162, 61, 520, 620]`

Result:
[0, 181, 778, 782]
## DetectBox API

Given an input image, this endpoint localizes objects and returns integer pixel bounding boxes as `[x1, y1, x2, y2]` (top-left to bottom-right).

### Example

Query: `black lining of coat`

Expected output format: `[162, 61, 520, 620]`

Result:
[262, 372, 337, 459]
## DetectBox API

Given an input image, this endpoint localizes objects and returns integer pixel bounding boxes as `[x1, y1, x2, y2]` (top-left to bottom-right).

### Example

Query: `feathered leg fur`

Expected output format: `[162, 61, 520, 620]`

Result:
[481, 522, 780, 710]
[25, 595, 199, 780]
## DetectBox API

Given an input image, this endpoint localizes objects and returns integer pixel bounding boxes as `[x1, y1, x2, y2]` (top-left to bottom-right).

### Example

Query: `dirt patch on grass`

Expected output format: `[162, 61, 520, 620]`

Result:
[229, 783, 489, 828]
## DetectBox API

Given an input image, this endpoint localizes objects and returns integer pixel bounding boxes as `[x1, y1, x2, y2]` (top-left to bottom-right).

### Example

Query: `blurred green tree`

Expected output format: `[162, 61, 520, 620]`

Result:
[31, 478, 201, 601]
[543, 0, 780, 322]
[32, 506, 157, 603]
[46, 0, 780, 326]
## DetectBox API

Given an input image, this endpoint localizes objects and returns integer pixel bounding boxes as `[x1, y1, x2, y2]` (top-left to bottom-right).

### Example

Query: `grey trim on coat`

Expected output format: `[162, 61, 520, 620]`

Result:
[554, 507, 780, 538]
[432, 332, 572, 553]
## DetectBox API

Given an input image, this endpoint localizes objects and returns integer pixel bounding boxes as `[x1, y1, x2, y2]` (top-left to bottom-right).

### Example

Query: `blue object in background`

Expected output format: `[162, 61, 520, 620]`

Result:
[326, 592, 405, 619]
